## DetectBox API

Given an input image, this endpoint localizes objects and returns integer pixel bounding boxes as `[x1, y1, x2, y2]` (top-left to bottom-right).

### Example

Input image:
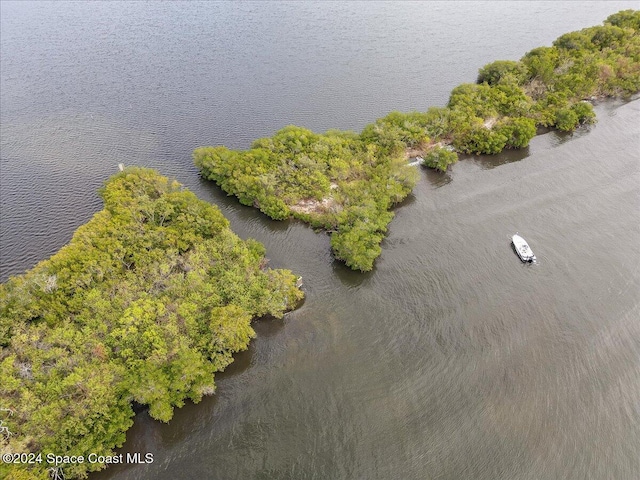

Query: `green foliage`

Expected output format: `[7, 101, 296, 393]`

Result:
[449, 83, 499, 118]
[589, 25, 628, 50]
[2, 12, 636, 479]
[605, 10, 640, 30]
[195, 10, 639, 270]
[554, 30, 595, 52]
[422, 147, 458, 172]
[522, 46, 560, 84]
[195, 126, 417, 271]
[551, 102, 596, 131]
[496, 117, 537, 148]
[477, 60, 528, 85]
[523, 16, 640, 102]
[445, 110, 533, 155]
[330, 203, 394, 271]
[258, 196, 290, 220]
[421, 107, 453, 138]
[361, 111, 431, 149]
[571, 101, 597, 125]
[454, 125, 509, 154]
[0, 168, 303, 479]
[467, 11, 640, 140]
[554, 107, 580, 131]
[330, 225, 383, 272]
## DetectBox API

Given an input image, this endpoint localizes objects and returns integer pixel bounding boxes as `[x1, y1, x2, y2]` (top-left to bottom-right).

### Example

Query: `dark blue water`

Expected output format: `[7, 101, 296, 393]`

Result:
[2, 2, 639, 479]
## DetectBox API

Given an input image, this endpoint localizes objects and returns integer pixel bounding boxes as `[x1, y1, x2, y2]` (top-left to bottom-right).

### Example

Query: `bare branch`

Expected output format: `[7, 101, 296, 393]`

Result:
[49, 466, 66, 480]
[0, 420, 13, 440]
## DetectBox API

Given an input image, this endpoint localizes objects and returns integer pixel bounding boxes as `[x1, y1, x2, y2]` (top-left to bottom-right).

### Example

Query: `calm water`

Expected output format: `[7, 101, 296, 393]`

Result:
[2, 2, 639, 479]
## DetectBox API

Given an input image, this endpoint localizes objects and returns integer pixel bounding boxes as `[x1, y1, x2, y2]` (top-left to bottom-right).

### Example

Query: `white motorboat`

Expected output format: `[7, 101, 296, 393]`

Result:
[512, 233, 536, 263]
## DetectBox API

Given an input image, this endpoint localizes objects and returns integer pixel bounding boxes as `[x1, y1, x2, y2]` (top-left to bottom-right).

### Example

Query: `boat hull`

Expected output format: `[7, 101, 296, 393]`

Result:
[512, 234, 536, 263]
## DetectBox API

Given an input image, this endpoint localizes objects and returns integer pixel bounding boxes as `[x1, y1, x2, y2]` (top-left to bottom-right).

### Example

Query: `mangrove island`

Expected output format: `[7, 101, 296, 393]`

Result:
[0, 168, 303, 479]
[195, 10, 640, 272]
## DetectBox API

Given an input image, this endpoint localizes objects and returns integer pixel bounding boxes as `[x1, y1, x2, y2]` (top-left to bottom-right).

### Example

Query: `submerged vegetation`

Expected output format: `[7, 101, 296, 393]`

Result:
[0, 168, 303, 479]
[195, 10, 640, 271]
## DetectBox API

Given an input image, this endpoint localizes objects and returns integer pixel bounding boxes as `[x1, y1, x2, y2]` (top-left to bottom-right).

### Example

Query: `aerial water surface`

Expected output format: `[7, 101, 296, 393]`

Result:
[1, 2, 639, 479]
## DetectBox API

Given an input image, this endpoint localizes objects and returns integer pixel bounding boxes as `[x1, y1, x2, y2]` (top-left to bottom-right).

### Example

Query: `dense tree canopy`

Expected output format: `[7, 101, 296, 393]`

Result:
[362, 10, 639, 154]
[0, 168, 303, 479]
[195, 10, 639, 271]
[195, 127, 418, 272]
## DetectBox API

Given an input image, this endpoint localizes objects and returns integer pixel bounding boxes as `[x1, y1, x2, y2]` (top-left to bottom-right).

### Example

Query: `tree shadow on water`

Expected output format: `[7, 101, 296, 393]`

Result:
[392, 192, 417, 209]
[423, 167, 452, 187]
[331, 257, 374, 289]
[467, 146, 531, 170]
[150, 316, 289, 443]
[91, 317, 292, 480]
[548, 125, 593, 147]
